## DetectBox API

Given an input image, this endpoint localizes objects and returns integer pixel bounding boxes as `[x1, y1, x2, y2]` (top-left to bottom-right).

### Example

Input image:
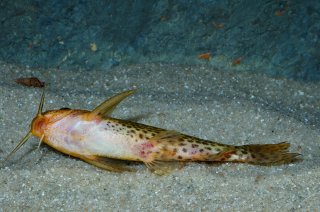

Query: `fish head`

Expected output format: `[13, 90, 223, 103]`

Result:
[31, 108, 73, 138]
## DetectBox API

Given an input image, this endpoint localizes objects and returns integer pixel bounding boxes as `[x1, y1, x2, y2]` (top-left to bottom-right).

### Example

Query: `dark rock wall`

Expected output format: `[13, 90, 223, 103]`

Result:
[0, 0, 319, 80]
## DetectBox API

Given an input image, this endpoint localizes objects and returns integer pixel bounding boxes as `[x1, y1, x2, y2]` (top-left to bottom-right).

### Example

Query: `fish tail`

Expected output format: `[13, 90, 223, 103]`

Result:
[239, 142, 301, 165]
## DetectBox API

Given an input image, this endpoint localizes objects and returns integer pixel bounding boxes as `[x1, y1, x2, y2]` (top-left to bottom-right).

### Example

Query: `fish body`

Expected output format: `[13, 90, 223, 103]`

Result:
[32, 109, 238, 162]
[5, 90, 300, 174]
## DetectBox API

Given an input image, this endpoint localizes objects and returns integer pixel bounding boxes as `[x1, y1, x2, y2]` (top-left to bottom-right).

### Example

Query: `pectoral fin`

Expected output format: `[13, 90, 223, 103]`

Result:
[91, 90, 136, 117]
[81, 155, 135, 172]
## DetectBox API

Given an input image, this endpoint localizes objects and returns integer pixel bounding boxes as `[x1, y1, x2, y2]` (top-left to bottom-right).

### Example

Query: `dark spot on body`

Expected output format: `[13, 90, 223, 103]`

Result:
[182, 148, 187, 152]
[205, 147, 212, 150]
[192, 144, 199, 148]
[139, 134, 144, 139]
[179, 143, 186, 146]
[177, 156, 183, 159]
[199, 149, 204, 152]
[260, 154, 268, 160]
[159, 155, 166, 159]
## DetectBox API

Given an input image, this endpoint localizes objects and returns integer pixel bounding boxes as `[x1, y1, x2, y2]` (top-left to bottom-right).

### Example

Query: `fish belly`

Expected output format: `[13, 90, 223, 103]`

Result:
[45, 117, 142, 160]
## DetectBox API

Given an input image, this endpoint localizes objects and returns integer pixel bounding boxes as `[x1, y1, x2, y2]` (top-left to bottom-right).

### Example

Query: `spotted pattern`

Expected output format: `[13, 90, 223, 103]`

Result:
[103, 117, 252, 163]
[104, 118, 165, 142]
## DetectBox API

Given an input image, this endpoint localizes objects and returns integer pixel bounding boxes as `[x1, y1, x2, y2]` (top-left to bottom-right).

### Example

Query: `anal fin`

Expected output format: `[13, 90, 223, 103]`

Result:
[144, 160, 183, 175]
[143, 131, 186, 175]
[81, 155, 135, 173]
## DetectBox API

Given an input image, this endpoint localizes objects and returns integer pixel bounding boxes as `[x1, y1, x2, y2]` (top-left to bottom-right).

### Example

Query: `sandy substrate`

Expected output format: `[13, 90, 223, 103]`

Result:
[0, 62, 319, 211]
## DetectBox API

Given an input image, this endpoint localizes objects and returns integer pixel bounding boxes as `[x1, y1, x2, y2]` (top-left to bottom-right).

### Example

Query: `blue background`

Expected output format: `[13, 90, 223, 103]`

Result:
[0, 0, 319, 80]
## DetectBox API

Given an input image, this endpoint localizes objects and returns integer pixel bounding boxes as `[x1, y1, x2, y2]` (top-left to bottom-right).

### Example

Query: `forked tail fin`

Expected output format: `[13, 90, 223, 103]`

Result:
[241, 142, 301, 165]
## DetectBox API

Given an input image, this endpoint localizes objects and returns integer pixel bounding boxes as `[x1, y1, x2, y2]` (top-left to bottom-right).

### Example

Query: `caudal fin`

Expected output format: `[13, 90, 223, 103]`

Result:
[242, 142, 301, 165]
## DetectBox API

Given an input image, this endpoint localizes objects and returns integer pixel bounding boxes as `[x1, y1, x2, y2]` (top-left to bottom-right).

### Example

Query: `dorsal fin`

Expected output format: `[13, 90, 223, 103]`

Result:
[91, 90, 136, 117]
